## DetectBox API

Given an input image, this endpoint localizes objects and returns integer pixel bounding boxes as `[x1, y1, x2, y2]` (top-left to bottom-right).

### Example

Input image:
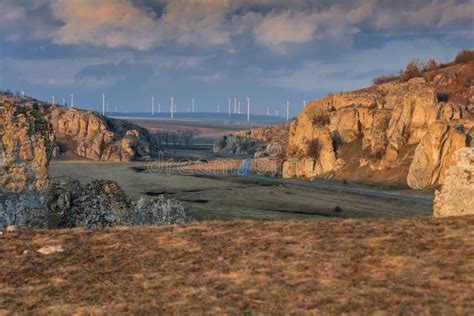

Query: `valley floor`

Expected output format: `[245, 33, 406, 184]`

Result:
[1, 217, 473, 314]
[50, 161, 433, 221]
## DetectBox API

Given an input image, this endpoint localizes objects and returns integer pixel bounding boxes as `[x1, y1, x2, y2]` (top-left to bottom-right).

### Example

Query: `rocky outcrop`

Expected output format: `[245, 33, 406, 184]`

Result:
[0, 93, 153, 162]
[46, 105, 151, 161]
[0, 100, 54, 192]
[283, 61, 474, 188]
[407, 122, 471, 189]
[1, 177, 192, 229]
[214, 124, 289, 158]
[433, 148, 474, 217]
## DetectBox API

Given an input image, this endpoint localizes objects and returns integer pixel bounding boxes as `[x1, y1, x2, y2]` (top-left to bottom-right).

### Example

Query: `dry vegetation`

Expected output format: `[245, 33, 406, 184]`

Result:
[1, 217, 473, 314]
[373, 49, 474, 85]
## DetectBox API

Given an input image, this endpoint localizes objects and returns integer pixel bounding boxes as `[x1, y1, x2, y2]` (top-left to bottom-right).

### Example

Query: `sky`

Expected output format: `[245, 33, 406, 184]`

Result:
[0, 0, 473, 116]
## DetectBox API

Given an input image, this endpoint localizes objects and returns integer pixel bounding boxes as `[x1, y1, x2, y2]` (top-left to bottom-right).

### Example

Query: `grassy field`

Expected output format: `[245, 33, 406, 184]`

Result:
[50, 162, 433, 221]
[1, 216, 473, 314]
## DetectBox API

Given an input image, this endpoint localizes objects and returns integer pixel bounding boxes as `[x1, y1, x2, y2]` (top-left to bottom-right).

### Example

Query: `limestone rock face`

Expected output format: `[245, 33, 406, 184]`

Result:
[47, 105, 151, 162]
[0, 93, 153, 162]
[407, 122, 470, 189]
[283, 62, 474, 188]
[0, 101, 54, 192]
[433, 148, 474, 217]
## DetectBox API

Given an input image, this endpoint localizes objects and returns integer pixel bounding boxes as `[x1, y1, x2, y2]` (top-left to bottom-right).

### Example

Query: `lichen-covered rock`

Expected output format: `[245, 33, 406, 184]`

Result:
[0, 100, 54, 192]
[59, 179, 191, 228]
[0, 190, 47, 229]
[433, 148, 474, 217]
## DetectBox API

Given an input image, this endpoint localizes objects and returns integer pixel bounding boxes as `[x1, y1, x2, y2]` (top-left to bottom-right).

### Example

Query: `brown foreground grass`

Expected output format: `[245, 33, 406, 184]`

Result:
[1, 217, 473, 314]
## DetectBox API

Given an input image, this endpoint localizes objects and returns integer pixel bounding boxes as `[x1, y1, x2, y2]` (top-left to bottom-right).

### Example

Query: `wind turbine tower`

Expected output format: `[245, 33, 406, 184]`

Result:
[228, 98, 231, 116]
[62, 97, 65, 107]
[102, 93, 105, 116]
[151, 96, 155, 116]
[286, 100, 290, 122]
[192, 98, 195, 113]
[266, 107, 270, 116]
[217, 105, 220, 113]
[52, 96, 55, 106]
[171, 97, 174, 119]
[71, 93, 74, 108]
[247, 97, 250, 122]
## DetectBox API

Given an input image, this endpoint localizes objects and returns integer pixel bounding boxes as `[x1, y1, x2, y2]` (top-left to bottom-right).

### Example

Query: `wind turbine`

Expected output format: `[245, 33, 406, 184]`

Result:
[192, 98, 195, 113]
[266, 107, 270, 116]
[70, 93, 74, 108]
[286, 100, 290, 122]
[151, 96, 155, 116]
[52, 96, 55, 106]
[228, 97, 231, 116]
[62, 97, 65, 107]
[246, 97, 250, 122]
[170, 97, 174, 119]
[238, 101, 241, 114]
[234, 98, 237, 114]
[217, 105, 220, 113]
[158, 103, 161, 113]
[102, 93, 105, 116]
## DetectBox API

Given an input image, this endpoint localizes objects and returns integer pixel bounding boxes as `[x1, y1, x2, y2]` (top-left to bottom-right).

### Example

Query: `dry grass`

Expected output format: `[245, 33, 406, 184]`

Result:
[1, 217, 473, 314]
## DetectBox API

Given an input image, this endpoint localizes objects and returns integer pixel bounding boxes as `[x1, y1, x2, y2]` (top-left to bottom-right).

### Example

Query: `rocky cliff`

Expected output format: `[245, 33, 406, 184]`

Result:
[0, 100, 54, 192]
[0, 93, 153, 162]
[283, 61, 474, 189]
[433, 148, 474, 217]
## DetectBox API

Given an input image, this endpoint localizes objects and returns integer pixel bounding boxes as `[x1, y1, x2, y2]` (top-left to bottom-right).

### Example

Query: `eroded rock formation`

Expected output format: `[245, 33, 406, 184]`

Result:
[0, 93, 153, 162]
[433, 148, 474, 217]
[283, 62, 474, 188]
[0, 100, 54, 192]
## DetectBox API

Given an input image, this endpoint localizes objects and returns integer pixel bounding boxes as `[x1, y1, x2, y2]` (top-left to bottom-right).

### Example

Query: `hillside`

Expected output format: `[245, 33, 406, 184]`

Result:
[283, 59, 474, 189]
[1, 217, 473, 314]
[0, 93, 154, 162]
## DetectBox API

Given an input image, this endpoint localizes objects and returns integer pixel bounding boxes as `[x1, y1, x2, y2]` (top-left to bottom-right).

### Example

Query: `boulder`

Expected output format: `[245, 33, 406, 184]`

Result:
[433, 148, 474, 217]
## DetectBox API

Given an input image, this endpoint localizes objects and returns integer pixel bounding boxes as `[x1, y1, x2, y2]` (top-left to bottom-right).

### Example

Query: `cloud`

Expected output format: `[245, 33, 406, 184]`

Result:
[0, 0, 472, 54]
[51, 0, 160, 50]
[253, 11, 317, 52]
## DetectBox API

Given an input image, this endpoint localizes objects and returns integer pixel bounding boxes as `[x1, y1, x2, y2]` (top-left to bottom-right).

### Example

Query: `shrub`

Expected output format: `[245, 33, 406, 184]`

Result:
[373, 75, 399, 85]
[312, 113, 330, 126]
[454, 49, 474, 64]
[400, 60, 423, 82]
[424, 58, 438, 71]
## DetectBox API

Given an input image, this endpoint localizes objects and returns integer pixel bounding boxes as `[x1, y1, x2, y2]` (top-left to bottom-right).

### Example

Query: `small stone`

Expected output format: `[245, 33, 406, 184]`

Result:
[6, 225, 17, 233]
[23, 249, 32, 256]
[37, 245, 64, 255]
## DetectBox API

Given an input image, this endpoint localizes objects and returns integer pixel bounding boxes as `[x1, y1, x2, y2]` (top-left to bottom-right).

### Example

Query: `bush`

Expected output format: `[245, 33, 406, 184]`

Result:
[454, 49, 474, 64]
[312, 113, 330, 126]
[373, 75, 399, 85]
[400, 60, 423, 82]
[424, 58, 438, 71]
